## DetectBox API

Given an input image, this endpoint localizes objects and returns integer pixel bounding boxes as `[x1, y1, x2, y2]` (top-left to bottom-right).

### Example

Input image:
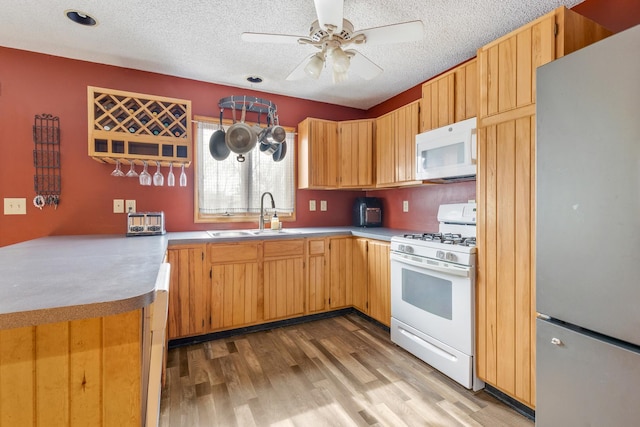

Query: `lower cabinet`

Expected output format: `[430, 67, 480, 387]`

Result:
[166, 236, 392, 338]
[263, 239, 305, 320]
[208, 242, 260, 330]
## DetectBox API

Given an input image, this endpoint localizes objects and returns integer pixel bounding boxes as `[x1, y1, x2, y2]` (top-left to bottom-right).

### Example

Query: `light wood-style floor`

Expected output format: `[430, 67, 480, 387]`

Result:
[160, 313, 533, 426]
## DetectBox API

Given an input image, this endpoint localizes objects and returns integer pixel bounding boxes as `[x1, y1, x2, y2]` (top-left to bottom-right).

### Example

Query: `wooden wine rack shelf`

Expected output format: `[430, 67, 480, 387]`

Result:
[88, 86, 192, 167]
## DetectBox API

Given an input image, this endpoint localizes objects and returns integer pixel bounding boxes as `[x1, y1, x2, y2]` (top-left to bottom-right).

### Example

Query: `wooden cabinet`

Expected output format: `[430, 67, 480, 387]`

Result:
[307, 238, 328, 314]
[338, 119, 374, 188]
[208, 242, 261, 330]
[263, 239, 305, 320]
[351, 238, 369, 313]
[367, 240, 391, 326]
[328, 237, 353, 308]
[298, 118, 339, 189]
[88, 86, 192, 167]
[420, 58, 477, 133]
[375, 101, 420, 187]
[167, 245, 206, 339]
[475, 6, 611, 408]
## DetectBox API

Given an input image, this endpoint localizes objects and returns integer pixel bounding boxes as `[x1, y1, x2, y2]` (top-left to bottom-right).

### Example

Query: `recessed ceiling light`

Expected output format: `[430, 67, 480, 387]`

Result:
[246, 76, 263, 84]
[65, 10, 97, 26]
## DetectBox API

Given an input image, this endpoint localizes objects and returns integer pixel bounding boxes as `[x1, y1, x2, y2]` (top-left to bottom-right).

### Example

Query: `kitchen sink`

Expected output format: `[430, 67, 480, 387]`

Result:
[207, 229, 302, 238]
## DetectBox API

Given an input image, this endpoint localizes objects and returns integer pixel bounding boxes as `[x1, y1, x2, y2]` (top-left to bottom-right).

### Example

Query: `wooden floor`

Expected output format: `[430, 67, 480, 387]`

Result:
[160, 314, 533, 426]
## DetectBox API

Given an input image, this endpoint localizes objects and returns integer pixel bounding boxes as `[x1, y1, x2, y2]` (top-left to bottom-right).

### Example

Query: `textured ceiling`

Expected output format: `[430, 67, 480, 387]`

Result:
[0, 0, 584, 110]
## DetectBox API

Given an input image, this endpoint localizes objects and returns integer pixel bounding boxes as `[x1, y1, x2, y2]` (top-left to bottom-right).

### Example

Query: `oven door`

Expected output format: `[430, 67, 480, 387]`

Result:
[390, 251, 474, 355]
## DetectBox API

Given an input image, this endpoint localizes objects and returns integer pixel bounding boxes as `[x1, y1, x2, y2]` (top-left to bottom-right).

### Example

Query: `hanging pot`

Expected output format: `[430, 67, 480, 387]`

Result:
[272, 141, 287, 162]
[225, 102, 257, 155]
[209, 110, 229, 161]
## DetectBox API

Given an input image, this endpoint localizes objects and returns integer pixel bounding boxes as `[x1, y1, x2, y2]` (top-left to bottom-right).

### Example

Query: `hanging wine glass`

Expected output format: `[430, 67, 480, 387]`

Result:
[153, 161, 164, 186]
[126, 161, 138, 178]
[179, 163, 187, 187]
[167, 163, 175, 187]
[111, 159, 125, 177]
[139, 161, 152, 186]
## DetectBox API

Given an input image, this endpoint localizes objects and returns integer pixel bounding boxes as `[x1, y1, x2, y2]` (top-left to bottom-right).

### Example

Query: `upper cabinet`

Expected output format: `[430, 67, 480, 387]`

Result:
[88, 86, 192, 167]
[298, 118, 339, 189]
[420, 58, 477, 133]
[338, 119, 374, 188]
[477, 6, 611, 124]
[298, 117, 374, 189]
[375, 101, 420, 187]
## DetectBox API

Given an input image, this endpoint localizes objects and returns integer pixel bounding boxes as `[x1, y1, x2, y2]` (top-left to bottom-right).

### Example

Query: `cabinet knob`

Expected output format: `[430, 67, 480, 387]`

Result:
[551, 337, 563, 346]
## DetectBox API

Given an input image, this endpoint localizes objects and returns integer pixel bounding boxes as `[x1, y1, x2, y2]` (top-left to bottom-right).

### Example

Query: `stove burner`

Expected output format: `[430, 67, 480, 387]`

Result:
[401, 233, 475, 247]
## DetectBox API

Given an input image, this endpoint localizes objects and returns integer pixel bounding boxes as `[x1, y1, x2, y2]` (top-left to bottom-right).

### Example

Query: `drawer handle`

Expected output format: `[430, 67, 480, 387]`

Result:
[551, 337, 563, 346]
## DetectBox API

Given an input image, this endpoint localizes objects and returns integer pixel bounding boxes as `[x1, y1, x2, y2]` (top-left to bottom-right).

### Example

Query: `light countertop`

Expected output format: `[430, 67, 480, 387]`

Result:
[0, 227, 413, 329]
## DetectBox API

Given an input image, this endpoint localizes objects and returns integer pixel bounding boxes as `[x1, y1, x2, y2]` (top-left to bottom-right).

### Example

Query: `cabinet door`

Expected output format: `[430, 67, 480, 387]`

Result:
[478, 14, 556, 120]
[328, 237, 353, 308]
[420, 73, 455, 132]
[476, 115, 535, 406]
[367, 241, 391, 326]
[307, 239, 328, 314]
[167, 245, 207, 339]
[351, 238, 369, 313]
[208, 242, 260, 330]
[375, 112, 396, 187]
[298, 118, 339, 189]
[339, 119, 374, 188]
[395, 101, 420, 183]
[454, 58, 478, 122]
[263, 240, 305, 320]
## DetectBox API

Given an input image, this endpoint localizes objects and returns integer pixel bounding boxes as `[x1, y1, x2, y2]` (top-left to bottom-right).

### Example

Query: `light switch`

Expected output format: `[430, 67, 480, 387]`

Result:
[320, 200, 327, 211]
[403, 200, 409, 212]
[309, 200, 316, 211]
[4, 198, 27, 215]
[113, 199, 124, 214]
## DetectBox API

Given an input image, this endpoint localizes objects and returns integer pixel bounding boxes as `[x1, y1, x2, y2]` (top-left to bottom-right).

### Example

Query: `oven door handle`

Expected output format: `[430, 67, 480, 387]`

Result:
[390, 252, 471, 277]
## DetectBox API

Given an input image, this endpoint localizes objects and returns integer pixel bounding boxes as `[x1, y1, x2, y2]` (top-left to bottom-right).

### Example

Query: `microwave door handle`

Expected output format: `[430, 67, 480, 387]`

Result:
[470, 128, 477, 161]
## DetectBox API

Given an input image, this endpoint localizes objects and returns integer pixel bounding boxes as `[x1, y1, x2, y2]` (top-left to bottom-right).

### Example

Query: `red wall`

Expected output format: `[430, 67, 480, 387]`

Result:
[1, 0, 638, 246]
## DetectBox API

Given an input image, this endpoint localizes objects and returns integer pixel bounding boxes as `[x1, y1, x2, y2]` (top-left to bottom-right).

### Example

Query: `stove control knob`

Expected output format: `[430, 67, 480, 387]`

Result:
[405, 245, 414, 254]
[445, 252, 457, 262]
[436, 250, 445, 259]
[398, 244, 405, 252]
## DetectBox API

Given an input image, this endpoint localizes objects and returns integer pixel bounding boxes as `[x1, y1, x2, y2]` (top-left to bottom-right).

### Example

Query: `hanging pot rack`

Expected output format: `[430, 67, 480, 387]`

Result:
[218, 95, 279, 124]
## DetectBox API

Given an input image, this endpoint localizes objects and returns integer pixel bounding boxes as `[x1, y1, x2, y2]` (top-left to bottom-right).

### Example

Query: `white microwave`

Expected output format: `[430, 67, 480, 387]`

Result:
[415, 117, 477, 182]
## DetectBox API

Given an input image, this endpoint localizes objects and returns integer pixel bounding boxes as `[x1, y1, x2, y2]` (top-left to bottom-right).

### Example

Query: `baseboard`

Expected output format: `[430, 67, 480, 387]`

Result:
[483, 384, 536, 421]
[168, 308, 355, 349]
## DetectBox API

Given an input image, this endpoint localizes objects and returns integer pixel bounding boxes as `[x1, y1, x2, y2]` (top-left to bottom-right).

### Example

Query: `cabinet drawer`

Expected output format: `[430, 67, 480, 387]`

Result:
[308, 239, 326, 255]
[208, 242, 259, 263]
[263, 239, 304, 258]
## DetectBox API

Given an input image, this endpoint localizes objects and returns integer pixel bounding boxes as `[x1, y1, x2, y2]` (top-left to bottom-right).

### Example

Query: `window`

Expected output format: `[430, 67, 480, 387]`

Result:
[195, 118, 295, 222]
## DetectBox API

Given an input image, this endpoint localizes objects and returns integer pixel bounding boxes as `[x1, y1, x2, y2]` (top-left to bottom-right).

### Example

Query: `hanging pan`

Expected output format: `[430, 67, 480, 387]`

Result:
[225, 100, 257, 155]
[209, 109, 229, 161]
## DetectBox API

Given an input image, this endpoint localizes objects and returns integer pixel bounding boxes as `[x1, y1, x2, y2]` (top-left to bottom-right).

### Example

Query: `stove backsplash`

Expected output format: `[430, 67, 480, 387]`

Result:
[366, 181, 476, 231]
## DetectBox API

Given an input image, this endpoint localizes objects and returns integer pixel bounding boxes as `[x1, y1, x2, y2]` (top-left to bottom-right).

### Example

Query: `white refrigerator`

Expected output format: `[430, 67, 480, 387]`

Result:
[536, 24, 640, 426]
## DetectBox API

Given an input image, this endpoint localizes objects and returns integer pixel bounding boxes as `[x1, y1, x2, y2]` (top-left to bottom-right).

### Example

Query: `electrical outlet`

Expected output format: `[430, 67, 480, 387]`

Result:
[403, 200, 409, 212]
[125, 200, 136, 213]
[4, 198, 26, 215]
[113, 199, 124, 214]
[320, 200, 327, 211]
[309, 200, 316, 211]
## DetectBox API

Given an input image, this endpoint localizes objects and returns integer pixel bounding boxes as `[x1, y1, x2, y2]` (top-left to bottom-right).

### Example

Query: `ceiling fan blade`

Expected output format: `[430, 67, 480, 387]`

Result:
[346, 50, 383, 80]
[353, 20, 424, 45]
[313, 0, 344, 33]
[241, 32, 308, 44]
[285, 54, 318, 81]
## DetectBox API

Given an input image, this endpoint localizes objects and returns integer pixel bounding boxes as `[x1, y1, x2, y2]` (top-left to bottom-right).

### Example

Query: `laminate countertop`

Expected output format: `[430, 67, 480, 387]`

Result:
[0, 227, 412, 329]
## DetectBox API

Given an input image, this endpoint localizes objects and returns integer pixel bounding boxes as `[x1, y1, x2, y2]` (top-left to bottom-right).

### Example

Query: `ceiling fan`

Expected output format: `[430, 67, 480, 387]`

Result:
[240, 0, 424, 83]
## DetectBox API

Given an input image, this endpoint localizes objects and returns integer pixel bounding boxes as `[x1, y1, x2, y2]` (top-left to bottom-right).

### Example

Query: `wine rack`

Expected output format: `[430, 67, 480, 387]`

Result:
[88, 86, 192, 167]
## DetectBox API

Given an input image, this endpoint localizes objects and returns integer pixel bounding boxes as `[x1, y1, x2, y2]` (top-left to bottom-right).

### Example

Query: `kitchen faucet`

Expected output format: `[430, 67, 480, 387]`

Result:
[259, 192, 275, 231]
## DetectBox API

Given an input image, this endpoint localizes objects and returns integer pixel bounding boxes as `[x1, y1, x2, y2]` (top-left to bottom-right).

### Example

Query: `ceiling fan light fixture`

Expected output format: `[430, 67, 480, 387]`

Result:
[304, 53, 325, 79]
[331, 47, 350, 73]
[332, 69, 348, 84]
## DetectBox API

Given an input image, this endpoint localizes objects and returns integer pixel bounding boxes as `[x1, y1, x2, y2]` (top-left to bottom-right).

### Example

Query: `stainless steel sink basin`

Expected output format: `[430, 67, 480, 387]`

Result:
[207, 229, 302, 238]
[206, 230, 254, 238]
